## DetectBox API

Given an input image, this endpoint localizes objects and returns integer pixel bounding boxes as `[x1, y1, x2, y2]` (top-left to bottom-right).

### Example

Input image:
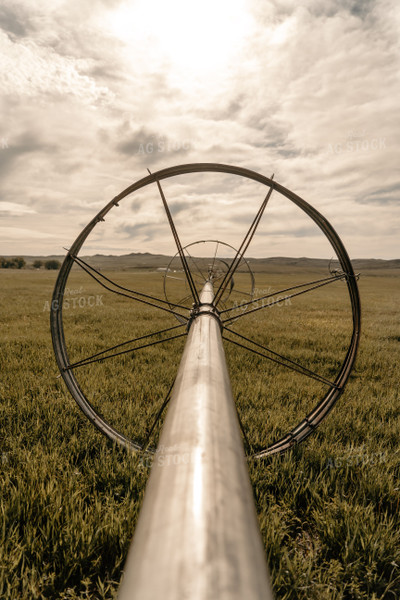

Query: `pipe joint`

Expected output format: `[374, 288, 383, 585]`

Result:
[187, 302, 222, 332]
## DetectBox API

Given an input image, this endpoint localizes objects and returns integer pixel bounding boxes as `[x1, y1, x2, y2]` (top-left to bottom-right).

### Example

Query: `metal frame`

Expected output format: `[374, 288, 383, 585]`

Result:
[50, 163, 361, 458]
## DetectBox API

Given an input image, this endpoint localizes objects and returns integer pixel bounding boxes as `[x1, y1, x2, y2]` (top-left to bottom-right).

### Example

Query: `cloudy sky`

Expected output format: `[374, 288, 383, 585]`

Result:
[0, 0, 398, 258]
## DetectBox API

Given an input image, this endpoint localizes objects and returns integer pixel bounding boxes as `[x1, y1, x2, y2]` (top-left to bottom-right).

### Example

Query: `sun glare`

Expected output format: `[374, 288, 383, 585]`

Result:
[108, 0, 254, 77]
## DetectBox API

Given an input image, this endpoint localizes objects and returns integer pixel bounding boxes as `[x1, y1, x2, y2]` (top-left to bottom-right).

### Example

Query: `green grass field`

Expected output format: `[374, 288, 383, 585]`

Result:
[1, 266, 399, 599]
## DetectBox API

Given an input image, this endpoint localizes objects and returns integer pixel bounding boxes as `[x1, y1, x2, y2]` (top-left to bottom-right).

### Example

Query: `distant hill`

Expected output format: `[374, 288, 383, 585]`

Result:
[351, 258, 400, 270]
[10, 253, 400, 273]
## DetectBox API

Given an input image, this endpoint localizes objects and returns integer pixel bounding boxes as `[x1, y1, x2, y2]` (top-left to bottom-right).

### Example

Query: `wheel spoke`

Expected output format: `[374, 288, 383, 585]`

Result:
[73, 254, 189, 310]
[210, 241, 219, 273]
[222, 273, 346, 324]
[235, 397, 253, 455]
[214, 177, 274, 306]
[223, 327, 339, 388]
[66, 323, 184, 369]
[64, 331, 187, 371]
[184, 248, 207, 283]
[70, 254, 189, 319]
[150, 171, 200, 305]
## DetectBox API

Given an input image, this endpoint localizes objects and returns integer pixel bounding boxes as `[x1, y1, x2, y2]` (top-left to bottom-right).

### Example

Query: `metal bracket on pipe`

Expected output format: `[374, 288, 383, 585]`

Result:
[186, 302, 222, 333]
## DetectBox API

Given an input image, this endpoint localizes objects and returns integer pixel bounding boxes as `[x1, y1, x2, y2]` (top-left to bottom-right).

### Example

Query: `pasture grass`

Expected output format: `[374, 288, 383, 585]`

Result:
[0, 267, 399, 599]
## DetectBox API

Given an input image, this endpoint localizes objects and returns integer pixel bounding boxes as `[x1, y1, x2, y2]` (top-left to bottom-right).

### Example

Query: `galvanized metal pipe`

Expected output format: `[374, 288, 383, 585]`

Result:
[118, 282, 273, 600]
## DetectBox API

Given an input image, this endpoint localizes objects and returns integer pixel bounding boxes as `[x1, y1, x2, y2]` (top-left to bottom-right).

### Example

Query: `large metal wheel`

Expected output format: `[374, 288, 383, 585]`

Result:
[50, 163, 361, 458]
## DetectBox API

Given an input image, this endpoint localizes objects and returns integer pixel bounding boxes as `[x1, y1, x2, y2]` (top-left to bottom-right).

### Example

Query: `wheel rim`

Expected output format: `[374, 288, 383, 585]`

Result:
[50, 163, 361, 457]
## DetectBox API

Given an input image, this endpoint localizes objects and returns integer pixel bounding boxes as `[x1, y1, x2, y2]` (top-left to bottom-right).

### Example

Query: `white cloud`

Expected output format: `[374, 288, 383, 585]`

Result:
[0, 202, 36, 215]
[0, 31, 113, 103]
